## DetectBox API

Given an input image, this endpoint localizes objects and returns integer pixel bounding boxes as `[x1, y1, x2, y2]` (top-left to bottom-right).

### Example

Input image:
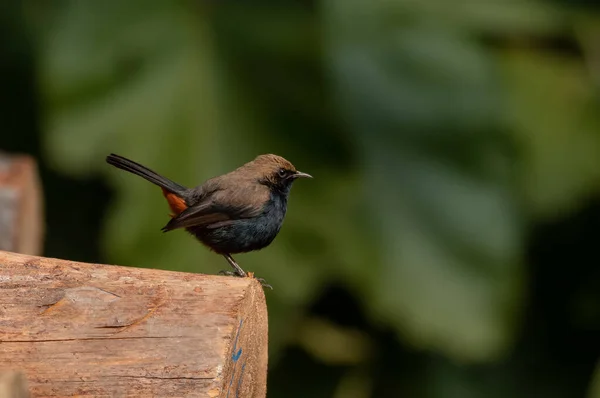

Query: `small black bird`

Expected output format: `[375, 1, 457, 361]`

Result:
[106, 153, 311, 289]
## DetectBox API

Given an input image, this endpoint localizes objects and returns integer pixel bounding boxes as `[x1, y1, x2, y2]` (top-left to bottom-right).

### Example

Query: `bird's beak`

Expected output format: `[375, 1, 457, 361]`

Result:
[293, 171, 312, 179]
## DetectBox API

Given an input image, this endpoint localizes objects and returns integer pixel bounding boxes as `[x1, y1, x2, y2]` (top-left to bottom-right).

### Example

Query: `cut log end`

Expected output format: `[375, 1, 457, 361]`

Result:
[0, 251, 268, 397]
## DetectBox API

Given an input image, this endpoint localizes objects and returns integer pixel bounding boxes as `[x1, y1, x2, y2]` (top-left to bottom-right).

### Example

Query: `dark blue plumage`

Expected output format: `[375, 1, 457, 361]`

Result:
[188, 191, 288, 254]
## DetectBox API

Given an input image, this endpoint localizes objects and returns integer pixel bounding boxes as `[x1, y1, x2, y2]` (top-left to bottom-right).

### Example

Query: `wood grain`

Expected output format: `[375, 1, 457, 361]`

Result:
[0, 153, 44, 256]
[0, 251, 268, 397]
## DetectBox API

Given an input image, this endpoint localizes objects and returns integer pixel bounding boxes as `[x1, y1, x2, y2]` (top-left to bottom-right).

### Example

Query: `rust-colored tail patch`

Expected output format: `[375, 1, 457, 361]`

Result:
[161, 188, 187, 216]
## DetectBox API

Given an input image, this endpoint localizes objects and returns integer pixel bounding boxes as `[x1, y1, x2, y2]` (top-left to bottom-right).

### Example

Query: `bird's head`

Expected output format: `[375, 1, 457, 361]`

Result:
[250, 154, 312, 195]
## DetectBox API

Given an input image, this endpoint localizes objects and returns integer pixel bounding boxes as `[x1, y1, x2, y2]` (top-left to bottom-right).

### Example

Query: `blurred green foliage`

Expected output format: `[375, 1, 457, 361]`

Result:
[2, 0, 599, 396]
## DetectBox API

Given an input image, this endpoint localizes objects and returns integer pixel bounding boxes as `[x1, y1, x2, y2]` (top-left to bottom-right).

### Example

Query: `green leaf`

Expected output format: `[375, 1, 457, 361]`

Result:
[324, 0, 524, 361]
[39, 1, 229, 266]
[501, 50, 600, 218]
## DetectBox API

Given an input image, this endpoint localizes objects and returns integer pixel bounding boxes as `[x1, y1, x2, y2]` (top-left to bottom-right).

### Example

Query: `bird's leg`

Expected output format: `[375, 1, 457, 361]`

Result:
[222, 254, 247, 277]
[220, 254, 273, 290]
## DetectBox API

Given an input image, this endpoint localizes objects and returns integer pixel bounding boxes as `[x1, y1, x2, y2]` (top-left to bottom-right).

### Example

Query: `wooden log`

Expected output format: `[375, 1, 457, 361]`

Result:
[0, 250, 268, 397]
[0, 153, 44, 256]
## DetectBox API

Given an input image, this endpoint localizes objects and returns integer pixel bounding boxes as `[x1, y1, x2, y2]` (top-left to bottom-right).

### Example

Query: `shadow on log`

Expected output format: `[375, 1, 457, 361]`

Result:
[0, 251, 268, 397]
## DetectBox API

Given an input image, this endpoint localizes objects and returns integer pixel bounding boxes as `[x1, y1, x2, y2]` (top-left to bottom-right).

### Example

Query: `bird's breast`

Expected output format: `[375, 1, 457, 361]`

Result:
[256, 192, 288, 236]
[189, 192, 288, 254]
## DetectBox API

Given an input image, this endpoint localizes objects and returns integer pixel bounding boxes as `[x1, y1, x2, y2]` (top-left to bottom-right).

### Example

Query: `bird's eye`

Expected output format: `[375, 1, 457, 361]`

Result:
[278, 168, 287, 177]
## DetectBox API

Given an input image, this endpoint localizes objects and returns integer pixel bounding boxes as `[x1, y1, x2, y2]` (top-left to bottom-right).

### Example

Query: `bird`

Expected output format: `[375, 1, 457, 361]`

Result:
[105, 153, 312, 289]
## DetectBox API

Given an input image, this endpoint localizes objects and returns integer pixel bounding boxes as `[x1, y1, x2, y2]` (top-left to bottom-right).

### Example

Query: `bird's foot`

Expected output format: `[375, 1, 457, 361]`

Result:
[218, 270, 273, 289]
[221, 254, 272, 289]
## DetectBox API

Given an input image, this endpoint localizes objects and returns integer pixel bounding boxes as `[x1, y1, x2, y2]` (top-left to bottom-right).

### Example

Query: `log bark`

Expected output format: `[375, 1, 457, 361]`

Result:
[0, 251, 268, 397]
[0, 153, 44, 256]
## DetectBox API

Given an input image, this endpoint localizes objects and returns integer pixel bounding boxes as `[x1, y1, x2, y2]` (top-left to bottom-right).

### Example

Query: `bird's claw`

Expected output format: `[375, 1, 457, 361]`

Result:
[247, 271, 273, 290]
[218, 270, 272, 289]
[257, 279, 273, 290]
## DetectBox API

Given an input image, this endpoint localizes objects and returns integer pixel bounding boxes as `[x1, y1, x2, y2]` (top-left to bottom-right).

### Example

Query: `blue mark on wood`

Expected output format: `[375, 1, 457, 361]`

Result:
[227, 319, 246, 398]
[236, 363, 246, 398]
[232, 318, 243, 363]
[232, 343, 242, 362]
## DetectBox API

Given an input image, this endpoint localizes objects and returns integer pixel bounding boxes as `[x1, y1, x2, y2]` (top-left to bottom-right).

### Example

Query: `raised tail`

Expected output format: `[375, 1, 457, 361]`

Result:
[106, 154, 187, 194]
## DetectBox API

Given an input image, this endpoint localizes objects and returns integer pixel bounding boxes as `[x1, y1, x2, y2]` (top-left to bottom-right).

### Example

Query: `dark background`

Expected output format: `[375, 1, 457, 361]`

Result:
[2, 1, 600, 397]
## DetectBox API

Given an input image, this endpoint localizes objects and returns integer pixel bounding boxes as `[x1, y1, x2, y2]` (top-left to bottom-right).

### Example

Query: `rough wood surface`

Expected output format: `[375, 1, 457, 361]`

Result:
[0, 153, 44, 256]
[0, 251, 268, 397]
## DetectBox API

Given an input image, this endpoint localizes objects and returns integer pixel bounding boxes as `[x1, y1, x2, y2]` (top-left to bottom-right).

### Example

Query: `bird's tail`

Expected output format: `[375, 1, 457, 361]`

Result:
[106, 154, 187, 194]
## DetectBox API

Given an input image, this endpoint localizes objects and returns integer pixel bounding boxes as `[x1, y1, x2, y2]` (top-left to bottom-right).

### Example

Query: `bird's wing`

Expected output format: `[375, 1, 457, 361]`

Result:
[161, 201, 261, 231]
[161, 179, 268, 232]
